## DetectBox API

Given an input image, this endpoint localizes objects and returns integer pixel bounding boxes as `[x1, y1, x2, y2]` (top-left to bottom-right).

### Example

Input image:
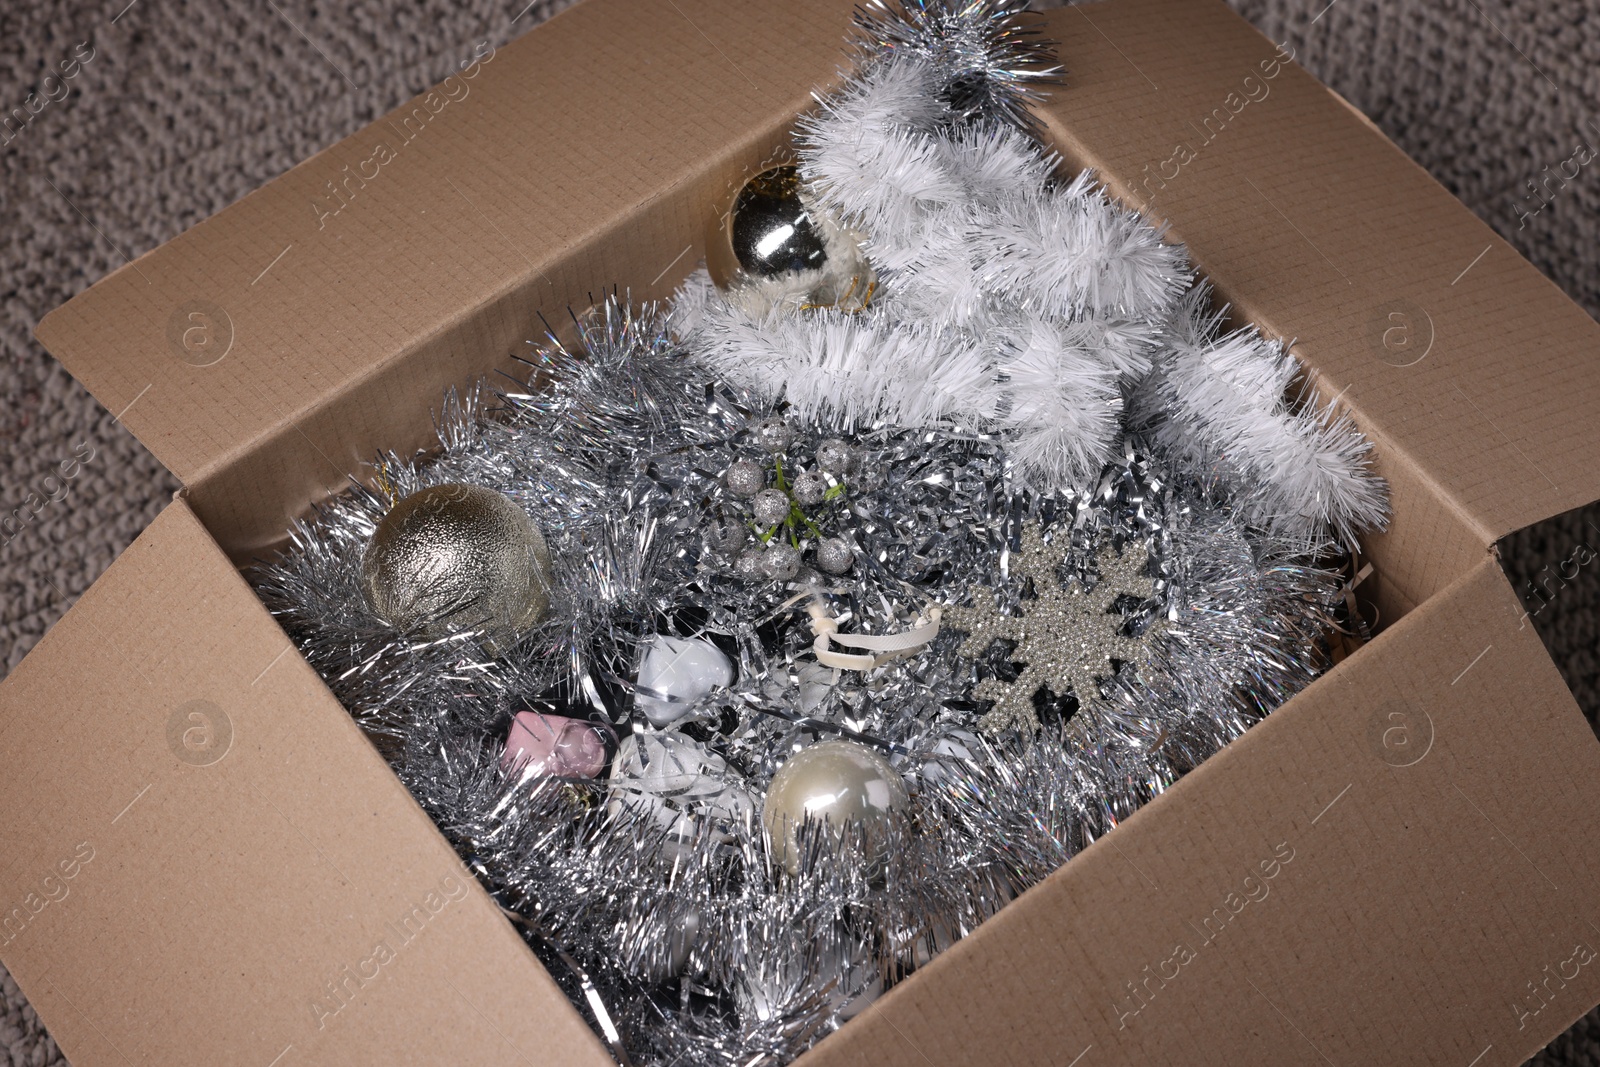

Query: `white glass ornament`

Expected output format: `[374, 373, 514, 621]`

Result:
[634, 635, 734, 727]
[608, 732, 754, 847]
[761, 739, 908, 873]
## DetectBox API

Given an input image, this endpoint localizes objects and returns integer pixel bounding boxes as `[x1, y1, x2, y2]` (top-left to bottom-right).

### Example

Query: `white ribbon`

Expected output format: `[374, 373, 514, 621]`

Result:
[801, 596, 942, 671]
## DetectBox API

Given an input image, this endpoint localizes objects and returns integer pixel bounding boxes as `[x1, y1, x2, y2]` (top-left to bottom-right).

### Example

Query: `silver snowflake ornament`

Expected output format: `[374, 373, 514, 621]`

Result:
[944, 526, 1164, 735]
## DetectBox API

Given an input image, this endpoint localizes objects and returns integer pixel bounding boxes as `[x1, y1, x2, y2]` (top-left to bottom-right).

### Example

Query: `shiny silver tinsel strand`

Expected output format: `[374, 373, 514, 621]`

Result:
[255, 296, 1352, 1067]
[851, 0, 1062, 133]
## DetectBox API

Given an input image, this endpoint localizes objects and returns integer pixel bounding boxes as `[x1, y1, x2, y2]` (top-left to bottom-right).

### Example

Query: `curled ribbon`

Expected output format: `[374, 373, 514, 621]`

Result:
[803, 597, 942, 671]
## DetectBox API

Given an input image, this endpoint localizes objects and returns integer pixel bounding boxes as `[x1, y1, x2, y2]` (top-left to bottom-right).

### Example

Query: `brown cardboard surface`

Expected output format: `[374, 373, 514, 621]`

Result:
[11, 0, 1600, 1065]
[35, 0, 859, 559]
[0, 498, 612, 1067]
[805, 555, 1600, 1067]
[1034, 0, 1600, 589]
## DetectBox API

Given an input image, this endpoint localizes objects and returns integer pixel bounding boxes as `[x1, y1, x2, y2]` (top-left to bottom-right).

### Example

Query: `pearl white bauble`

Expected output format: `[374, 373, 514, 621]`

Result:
[761, 740, 908, 873]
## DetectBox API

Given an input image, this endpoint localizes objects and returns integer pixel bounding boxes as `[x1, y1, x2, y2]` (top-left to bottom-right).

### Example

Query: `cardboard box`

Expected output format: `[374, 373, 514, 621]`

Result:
[6, 0, 1600, 1063]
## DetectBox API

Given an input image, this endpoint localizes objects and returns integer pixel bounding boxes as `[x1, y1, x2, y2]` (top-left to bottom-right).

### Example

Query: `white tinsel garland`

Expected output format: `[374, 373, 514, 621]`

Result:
[685, 17, 1385, 535]
[1136, 285, 1389, 545]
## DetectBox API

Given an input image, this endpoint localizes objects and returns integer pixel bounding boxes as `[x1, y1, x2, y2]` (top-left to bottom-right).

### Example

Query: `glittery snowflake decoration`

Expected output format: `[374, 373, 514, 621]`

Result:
[944, 526, 1165, 734]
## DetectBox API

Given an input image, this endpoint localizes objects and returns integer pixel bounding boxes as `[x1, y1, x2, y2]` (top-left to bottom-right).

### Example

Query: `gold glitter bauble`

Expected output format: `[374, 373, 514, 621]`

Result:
[362, 483, 551, 646]
[761, 740, 908, 874]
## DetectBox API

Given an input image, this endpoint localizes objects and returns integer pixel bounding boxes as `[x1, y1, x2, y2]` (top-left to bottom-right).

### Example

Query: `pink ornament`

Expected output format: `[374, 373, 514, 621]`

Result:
[501, 712, 608, 781]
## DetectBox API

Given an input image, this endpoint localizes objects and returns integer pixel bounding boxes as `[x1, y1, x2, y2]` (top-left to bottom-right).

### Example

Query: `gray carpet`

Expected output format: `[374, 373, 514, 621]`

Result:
[1, 1, 1596, 1064]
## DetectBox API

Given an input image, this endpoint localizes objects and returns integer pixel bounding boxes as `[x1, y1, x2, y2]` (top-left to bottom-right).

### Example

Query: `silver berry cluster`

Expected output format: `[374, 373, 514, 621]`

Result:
[717, 417, 865, 581]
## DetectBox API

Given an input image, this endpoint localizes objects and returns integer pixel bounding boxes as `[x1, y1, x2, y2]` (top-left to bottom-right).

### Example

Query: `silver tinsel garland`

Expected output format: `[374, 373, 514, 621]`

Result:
[254, 4, 1381, 1065]
[255, 299, 1351, 1066]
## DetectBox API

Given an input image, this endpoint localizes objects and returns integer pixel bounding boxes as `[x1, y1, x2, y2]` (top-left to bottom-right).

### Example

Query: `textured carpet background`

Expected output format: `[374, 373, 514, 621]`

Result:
[2, 0, 1597, 1064]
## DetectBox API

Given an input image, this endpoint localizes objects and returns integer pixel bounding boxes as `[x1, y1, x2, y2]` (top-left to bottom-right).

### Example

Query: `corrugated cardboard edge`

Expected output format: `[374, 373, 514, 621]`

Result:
[804, 554, 1600, 1066]
[33, 0, 861, 560]
[0, 497, 613, 1067]
[1034, 0, 1600, 578]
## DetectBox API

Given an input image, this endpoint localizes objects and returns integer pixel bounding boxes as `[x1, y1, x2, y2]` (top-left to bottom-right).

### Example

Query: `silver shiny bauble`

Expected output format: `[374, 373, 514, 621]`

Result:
[361, 483, 551, 646]
[706, 164, 877, 316]
[814, 536, 853, 575]
[790, 468, 828, 507]
[761, 740, 909, 874]
[726, 457, 766, 498]
[752, 489, 792, 527]
[707, 165, 830, 285]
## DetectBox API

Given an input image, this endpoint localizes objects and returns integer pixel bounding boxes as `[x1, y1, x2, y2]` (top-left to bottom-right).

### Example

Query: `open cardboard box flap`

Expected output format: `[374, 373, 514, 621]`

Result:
[808, 551, 1600, 1066]
[0, 498, 613, 1066]
[1034, 0, 1600, 613]
[9, 0, 1600, 1065]
[33, 0, 860, 559]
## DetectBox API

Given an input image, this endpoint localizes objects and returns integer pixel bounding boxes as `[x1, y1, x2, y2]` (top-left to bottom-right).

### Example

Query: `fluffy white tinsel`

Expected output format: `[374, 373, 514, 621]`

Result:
[1138, 286, 1389, 544]
[678, 47, 1385, 537]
